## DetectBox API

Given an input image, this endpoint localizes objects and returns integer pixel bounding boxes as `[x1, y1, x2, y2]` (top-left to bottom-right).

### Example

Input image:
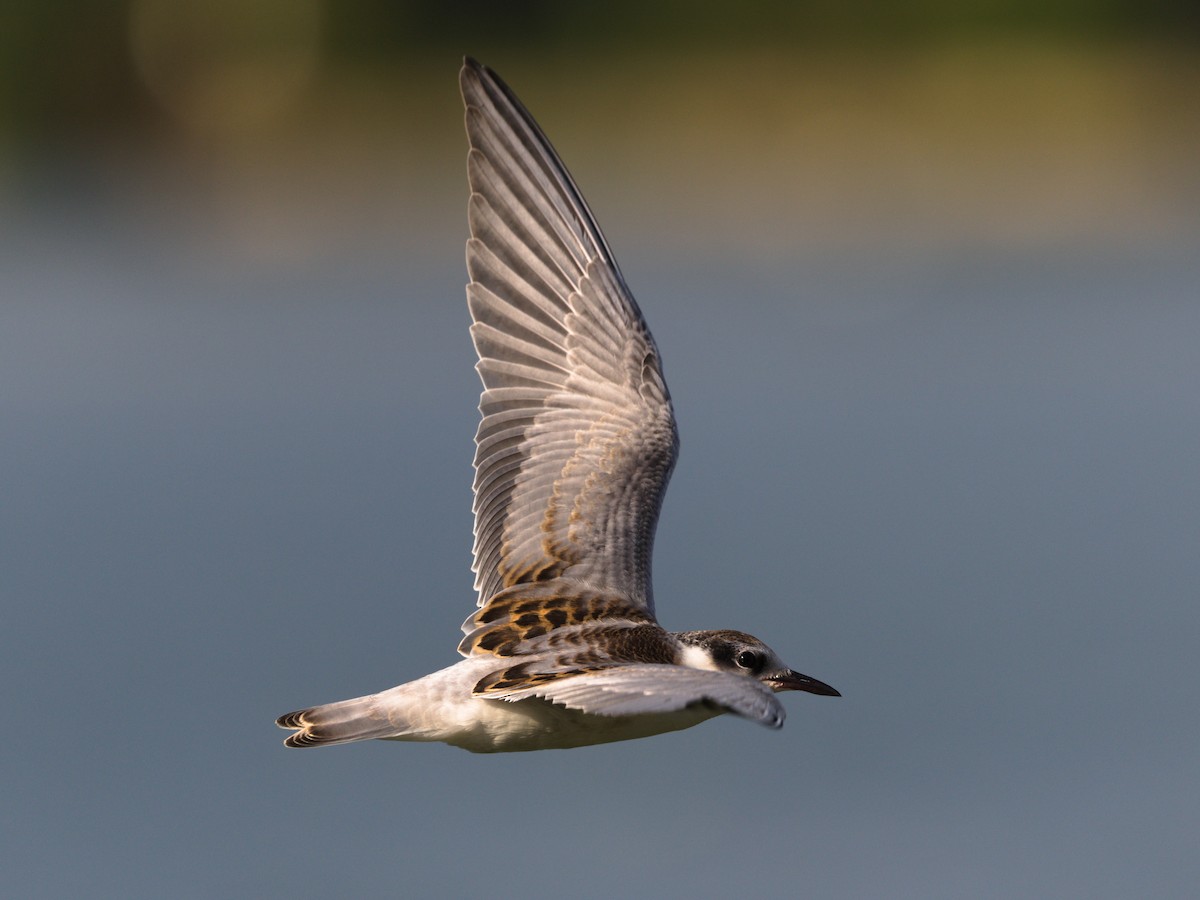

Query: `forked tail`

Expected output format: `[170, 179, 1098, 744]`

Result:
[275, 694, 399, 748]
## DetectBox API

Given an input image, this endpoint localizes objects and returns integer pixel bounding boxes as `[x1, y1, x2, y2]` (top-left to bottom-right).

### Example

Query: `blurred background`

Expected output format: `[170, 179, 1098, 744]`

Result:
[4, 2, 1199, 897]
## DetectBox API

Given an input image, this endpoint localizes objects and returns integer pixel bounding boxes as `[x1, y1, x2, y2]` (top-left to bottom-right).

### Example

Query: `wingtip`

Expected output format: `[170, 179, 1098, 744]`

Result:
[460, 56, 488, 87]
[460, 56, 496, 103]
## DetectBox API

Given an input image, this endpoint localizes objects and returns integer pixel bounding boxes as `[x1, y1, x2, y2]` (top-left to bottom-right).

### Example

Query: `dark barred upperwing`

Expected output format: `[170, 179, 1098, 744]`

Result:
[459, 578, 661, 657]
[460, 58, 678, 622]
[460, 579, 680, 696]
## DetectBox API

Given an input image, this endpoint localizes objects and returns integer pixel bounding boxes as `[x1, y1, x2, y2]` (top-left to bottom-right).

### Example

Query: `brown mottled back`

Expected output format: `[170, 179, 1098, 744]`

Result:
[459, 578, 658, 658]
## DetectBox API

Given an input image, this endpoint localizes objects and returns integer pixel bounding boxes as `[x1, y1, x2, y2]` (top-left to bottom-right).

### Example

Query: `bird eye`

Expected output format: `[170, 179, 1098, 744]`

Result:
[735, 650, 760, 670]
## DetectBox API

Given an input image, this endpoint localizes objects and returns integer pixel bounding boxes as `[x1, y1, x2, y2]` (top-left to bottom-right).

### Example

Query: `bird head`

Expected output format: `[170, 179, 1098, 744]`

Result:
[675, 629, 840, 696]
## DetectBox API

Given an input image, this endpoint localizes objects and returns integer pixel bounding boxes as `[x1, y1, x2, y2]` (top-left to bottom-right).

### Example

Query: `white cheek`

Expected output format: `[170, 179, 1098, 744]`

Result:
[679, 645, 721, 672]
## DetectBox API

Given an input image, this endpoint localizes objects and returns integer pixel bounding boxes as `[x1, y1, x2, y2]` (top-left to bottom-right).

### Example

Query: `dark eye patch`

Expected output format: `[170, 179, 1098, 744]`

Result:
[736, 650, 761, 670]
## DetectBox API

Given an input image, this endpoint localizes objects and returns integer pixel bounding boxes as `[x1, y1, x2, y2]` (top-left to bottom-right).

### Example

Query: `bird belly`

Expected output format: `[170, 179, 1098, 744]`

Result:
[440, 696, 722, 753]
[377, 658, 721, 753]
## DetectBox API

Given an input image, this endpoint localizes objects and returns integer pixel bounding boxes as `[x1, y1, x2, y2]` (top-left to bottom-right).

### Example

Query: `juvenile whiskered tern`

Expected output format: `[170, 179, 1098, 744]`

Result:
[276, 58, 839, 754]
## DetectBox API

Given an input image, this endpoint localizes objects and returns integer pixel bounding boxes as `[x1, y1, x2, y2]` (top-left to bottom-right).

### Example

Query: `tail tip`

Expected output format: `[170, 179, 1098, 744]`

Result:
[276, 708, 322, 748]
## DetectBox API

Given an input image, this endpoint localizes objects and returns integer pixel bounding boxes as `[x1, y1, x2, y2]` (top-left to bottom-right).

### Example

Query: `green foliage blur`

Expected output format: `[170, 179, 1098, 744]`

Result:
[2, 0, 1198, 146]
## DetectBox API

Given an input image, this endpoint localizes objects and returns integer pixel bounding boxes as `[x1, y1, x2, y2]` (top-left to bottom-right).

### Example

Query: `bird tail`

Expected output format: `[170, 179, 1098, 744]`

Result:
[275, 693, 400, 749]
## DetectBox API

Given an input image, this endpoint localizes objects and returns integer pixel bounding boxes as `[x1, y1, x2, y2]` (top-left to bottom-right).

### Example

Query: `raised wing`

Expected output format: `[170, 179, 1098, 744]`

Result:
[461, 58, 678, 620]
[476, 663, 786, 729]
